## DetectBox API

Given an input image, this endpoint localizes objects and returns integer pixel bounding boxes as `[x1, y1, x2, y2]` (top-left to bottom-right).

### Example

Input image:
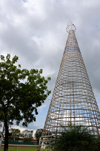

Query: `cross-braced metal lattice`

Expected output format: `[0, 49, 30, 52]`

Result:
[39, 22, 100, 150]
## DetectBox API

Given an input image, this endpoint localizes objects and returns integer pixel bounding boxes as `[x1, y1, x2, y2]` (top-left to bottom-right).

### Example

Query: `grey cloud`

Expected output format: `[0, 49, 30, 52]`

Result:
[0, 1, 100, 104]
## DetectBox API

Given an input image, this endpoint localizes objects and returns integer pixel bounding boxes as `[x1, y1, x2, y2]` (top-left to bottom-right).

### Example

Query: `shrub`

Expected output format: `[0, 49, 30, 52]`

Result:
[52, 125, 100, 151]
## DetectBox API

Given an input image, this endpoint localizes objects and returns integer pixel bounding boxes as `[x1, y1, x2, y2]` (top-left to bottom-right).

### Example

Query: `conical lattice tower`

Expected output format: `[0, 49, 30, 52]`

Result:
[39, 22, 100, 150]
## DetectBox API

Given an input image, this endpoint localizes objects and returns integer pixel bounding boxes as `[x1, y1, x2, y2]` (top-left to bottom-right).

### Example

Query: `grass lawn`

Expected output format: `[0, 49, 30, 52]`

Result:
[1, 149, 38, 151]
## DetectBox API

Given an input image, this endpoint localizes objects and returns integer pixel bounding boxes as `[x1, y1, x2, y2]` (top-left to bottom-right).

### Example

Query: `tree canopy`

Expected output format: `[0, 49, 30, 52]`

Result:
[35, 129, 43, 144]
[10, 128, 20, 137]
[0, 54, 51, 151]
[21, 129, 33, 138]
[9, 128, 20, 142]
[9, 128, 33, 142]
[52, 125, 100, 151]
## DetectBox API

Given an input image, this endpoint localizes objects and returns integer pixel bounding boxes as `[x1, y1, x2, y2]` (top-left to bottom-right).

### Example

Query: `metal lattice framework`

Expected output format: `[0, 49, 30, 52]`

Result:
[39, 22, 100, 150]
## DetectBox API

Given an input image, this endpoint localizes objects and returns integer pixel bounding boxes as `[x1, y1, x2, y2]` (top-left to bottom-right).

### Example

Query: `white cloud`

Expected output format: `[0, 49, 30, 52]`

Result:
[11, 125, 26, 132]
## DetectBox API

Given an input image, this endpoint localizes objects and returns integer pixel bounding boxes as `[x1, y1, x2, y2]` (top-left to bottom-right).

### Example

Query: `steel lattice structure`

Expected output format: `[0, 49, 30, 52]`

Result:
[39, 22, 100, 150]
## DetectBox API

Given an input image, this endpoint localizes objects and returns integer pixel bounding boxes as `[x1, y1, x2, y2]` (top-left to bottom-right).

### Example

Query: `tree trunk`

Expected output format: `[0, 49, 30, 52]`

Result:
[4, 121, 8, 151]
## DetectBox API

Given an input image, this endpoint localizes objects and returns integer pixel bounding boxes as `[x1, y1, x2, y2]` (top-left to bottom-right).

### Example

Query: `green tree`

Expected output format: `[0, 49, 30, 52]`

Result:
[0, 54, 51, 151]
[52, 125, 100, 151]
[35, 129, 43, 144]
[21, 129, 33, 138]
[9, 128, 21, 141]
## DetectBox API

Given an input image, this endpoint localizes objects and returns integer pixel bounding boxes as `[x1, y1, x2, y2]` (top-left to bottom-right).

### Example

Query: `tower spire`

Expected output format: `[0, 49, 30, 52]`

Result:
[64, 22, 80, 53]
[66, 21, 76, 33]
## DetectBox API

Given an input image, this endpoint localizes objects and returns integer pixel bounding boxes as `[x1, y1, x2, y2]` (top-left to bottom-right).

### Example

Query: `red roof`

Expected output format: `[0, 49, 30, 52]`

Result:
[31, 138, 37, 142]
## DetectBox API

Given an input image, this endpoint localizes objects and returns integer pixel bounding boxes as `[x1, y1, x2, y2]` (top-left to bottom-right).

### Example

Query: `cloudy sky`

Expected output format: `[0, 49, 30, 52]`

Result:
[0, 0, 100, 136]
